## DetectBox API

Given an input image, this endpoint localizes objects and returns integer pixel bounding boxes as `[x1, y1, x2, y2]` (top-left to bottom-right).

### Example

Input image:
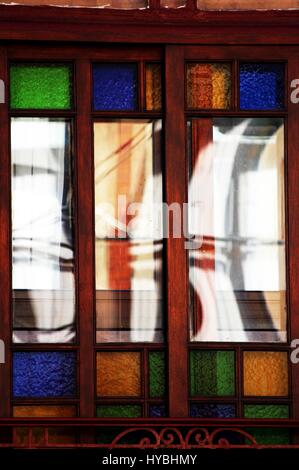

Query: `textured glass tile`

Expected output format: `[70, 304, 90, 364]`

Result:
[190, 403, 235, 418]
[247, 428, 290, 446]
[198, 1, 299, 10]
[161, 1, 186, 8]
[96, 405, 141, 418]
[240, 63, 285, 110]
[1, 1, 149, 6]
[93, 63, 138, 111]
[13, 352, 76, 398]
[149, 405, 167, 418]
[244, 404, 289, 419]
[243, 351, 288, 396]
[97, 351, 141, 397]
[187, 63, 231, 109]
[149, 351, 166, 398]
[13, 405, 76, 418]
[10, 64, 72, 110]
[145, 63, 162, 111]
[190, 350, 235, 396]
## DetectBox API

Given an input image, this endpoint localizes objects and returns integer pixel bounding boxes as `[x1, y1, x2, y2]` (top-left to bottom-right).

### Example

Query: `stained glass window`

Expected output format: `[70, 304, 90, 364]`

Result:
[240, 63, 285, 110]
[96, 405, 142, 418]
[190, 350, 235, 397]
[244, 404, 289, 419]
[243, 351, 288, 396]
[145, 63, 162, 111]
[96, 351, 141, 397]
[149, 351, 166, 398]
[190, 403, 235, 418]
[93, 63, 138, 111]
[1, 0, 149, 7]
[187, 63, 231, 109]
[13, 406, 77, 417]
[161, 0, 186, 7]
[149, 405, 167, 417]
[198, 1, 299, 10]
[13, 352, 77, 398]
[10, 64, 72, 110]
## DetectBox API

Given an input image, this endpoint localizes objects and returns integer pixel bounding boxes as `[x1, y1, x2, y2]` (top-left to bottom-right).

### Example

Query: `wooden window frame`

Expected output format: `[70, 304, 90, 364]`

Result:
[0, 5, 299, 445]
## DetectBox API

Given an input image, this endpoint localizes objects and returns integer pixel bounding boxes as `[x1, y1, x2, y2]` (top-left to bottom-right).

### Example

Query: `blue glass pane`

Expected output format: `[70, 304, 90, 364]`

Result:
[190, 403, 235, 418]
[13, 352, 76, 398]
[240, 63, 285, 110]
[149, 405, 167, 418]
[93, 63, 138, 111]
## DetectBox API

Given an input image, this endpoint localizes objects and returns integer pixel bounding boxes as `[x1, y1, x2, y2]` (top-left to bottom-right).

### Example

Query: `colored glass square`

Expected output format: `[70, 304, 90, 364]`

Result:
[149, 405, 167, 418]
[244, 404, 289, 419]
[149, 351, 166, 398]
[243, 351, 288, 396]
[97, 351, 141, 397]
[10, 64, 72, 109]
[13, 405, 77, 418]
[93, 63, 138, 111]
[240, 63, 285, 110]
[190, 403, 235, 418]
[96, 405, 141, 418]
[145, 63, 162, 111]
[190, 350, 235, 397]
[187, 63, 231, 109]
[13, 352, 76, 398]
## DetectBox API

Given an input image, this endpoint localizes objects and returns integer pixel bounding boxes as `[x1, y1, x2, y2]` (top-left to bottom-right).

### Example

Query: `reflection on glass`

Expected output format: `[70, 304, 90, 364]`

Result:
[11, 118, 75, 343]
[94, 120, 163, 342]
[189, 118, 286, 342]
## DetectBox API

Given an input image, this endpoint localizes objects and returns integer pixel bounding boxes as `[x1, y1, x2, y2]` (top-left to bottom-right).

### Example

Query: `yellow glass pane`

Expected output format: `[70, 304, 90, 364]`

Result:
[13, 405, 76, 417]
[145, 63, 162, 111]
[97, 351, 141, 397]
[243, 351, 288, 396]
[187, 63, 231, 109]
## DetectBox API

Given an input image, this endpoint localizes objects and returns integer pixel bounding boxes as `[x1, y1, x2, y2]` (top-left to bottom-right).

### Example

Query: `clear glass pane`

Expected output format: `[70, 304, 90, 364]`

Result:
[11, 118, 75, 343]
[94, 120, 163, 343]
[188, 118, 286, 342]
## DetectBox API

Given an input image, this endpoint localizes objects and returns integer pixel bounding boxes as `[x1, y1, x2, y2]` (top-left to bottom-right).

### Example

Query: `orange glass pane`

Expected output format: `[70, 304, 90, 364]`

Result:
[13, 405, 76, 417]
[187, 63, 231, 109]
[161, 0, 186, 7]
[198, 0, 299, 10]
[97, 351, 141, 397]
[243, 351, 288, 396]
[145, 63, 162, 111]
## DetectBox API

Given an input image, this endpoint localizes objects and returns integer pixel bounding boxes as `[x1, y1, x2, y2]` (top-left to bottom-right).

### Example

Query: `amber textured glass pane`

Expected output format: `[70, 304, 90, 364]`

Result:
[1, 0, 149, 7]
[243, 351, 288, 396]
[13, 405, 76, 417]
[97, 351, 141, 397]
[161, 0, 186, 7]
[187, 63, 231, 109]
[198, 0, 299, 10]
[145, 63, 162, 111]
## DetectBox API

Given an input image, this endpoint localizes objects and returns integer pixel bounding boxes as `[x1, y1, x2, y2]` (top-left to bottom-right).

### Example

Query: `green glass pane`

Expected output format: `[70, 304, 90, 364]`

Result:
[10, 64, 72, 109]
[149, 351, 166, 398]
[247, 428, 290, 445]
[96, 405, 141, 418]
[244, 404, 289, 419]
[190, 350, 235, 397]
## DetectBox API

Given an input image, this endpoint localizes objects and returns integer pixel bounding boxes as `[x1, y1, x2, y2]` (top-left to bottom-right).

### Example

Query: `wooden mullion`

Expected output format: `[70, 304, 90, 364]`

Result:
[76, 59, 95, 418]
[0, 47, 11, 418]
[165, 45, 188, 417]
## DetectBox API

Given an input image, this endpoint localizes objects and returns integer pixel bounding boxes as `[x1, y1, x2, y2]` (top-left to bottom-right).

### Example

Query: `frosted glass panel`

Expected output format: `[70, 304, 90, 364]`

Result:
[11, 118, 75, 343]
[189, 118, 286, 342]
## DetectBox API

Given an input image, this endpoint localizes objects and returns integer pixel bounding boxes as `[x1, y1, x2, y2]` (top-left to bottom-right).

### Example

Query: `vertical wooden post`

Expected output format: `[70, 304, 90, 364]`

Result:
[76, 60, 95, 419]
[165, 45, 189, 417]
[288, 58, 299, 421]
[0, 47, 11, 418]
